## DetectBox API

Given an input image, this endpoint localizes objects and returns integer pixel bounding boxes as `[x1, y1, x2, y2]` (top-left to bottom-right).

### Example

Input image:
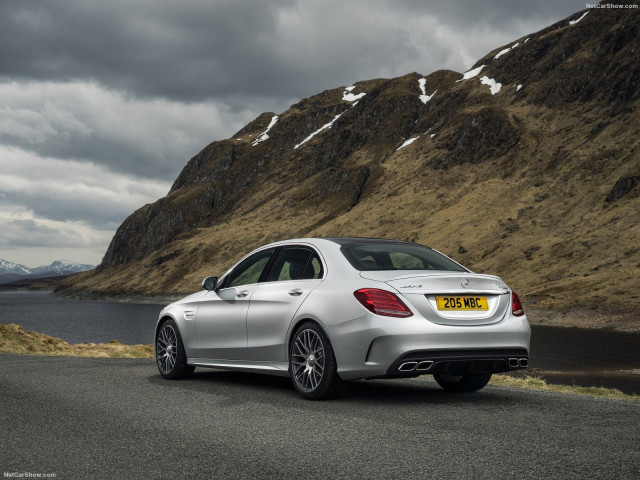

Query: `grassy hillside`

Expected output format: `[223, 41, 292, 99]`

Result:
[58, 5, 640, 317]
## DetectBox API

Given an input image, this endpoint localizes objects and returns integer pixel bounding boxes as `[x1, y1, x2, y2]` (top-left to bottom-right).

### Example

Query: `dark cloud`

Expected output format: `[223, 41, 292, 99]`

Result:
[0, 0, 298, 103]
[0, 0, 584, 106]
[0, 0, 587, 265]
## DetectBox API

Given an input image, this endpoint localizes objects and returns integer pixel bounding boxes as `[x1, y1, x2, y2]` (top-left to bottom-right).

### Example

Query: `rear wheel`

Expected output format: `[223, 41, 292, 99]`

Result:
[289, 322, 346, 400]
[156, 319, 194, 379]
[433, 372, 492, 392]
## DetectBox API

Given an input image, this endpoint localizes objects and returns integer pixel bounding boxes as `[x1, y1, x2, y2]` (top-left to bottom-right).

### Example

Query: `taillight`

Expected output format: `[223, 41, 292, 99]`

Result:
[511, 292, 524, 317]
[354, 288, 413, 317]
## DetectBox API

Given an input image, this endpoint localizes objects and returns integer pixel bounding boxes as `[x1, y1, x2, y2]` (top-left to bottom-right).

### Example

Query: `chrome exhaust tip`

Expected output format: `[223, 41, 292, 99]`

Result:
[508, 358, 519, 368]
[416, 361, 434, 371]
[398, 361, 418, 372]
[519, 358, 528, 368]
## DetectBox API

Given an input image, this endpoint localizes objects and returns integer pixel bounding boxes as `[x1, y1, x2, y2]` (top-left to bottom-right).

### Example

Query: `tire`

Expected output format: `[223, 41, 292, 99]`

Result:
[433, 372, 492, 393]
[156, 319, 195, 380]
[289, 322, 346, 400]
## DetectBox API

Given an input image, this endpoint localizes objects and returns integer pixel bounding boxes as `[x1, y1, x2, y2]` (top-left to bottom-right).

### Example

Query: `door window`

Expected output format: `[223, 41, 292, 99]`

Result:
[225, 248, 276, 288]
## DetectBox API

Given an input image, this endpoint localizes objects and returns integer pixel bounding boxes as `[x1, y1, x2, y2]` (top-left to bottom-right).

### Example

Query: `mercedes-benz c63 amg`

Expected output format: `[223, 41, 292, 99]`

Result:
[155, 238, 530, 399]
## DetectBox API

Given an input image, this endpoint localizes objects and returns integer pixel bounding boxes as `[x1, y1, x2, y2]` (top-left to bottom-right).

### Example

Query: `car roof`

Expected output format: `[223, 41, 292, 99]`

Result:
[323, 237, 416, 246]
[259, 237, 430, 251]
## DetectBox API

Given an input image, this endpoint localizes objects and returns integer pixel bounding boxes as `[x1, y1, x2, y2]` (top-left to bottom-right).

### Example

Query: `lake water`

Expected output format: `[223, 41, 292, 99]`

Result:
[1, 291, 639, 395]
[0, 290, 163, 345]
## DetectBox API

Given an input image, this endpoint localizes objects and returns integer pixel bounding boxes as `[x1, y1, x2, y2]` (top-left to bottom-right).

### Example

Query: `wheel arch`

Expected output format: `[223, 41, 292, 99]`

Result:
[154, 314, 179, 356]
[286, 316, 331, 362]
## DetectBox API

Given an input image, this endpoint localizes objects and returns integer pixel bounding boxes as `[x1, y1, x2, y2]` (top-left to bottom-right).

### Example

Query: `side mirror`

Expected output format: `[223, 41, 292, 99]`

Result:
[202, 276, 218, 291]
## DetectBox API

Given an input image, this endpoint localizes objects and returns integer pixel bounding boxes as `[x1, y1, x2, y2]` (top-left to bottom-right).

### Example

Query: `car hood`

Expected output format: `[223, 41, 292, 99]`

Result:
[359, 271, 510, 295]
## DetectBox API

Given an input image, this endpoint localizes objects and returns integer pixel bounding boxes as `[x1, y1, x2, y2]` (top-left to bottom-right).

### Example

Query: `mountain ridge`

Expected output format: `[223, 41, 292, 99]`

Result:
[58, 2, 640, 312]
[0, 259, 94, 284]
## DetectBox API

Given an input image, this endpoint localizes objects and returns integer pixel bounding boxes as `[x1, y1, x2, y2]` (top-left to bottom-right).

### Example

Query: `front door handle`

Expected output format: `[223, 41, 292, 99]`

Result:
[288, 288, 303, 296]
[236, 290, 249, 298]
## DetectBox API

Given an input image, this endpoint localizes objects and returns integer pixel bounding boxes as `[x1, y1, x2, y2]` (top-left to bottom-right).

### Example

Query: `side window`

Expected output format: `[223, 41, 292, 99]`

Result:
[225, 248, 276, 288]
[268, 247, 324, 281]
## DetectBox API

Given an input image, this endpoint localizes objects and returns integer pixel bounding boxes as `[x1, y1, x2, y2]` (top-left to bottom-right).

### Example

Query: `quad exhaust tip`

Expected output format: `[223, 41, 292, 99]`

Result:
[416, 361, 434, 371]
[398, 361, 418, 372]
[509, 358, 529, 368]
[398, 360, 434, 372]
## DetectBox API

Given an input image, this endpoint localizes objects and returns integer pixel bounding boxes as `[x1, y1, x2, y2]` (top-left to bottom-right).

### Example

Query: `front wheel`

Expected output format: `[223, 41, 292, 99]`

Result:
[156, 319, 194, 379]
[433, 372, 492, 392]
[289, 322, 346, 400]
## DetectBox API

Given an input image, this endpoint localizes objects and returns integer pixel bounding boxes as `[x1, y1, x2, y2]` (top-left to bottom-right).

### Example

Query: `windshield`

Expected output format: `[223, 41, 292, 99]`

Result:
[340, 242, 467, 272]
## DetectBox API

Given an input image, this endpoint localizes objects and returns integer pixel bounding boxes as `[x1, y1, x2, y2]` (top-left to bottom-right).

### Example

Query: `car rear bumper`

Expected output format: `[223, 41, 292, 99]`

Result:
[386, 348, 529, 377]
[326, 313, 531, 381]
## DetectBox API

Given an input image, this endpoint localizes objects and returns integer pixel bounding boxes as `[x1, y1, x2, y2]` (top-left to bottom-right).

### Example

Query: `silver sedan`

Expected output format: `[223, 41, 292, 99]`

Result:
[155, 238, 530, 399]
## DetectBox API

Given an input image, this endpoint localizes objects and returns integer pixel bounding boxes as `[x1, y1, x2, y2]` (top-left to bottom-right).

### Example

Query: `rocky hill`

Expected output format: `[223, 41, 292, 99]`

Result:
[59, 3, 640, 312]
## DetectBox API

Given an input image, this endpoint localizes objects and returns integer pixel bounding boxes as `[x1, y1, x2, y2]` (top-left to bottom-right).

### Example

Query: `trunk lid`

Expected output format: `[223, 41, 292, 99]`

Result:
[360, 271, 511, 326]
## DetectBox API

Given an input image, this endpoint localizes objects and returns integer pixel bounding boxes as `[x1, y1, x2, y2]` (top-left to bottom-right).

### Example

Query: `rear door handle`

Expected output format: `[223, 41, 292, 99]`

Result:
[288, 288, 303, 296]
[236, 290, 249, 298]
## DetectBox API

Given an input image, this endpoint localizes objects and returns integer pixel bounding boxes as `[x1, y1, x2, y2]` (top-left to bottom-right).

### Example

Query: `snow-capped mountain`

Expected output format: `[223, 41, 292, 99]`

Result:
[0, 259, 32, 275]
[0, 259, 94, 283]
[31, 260, 95, 275]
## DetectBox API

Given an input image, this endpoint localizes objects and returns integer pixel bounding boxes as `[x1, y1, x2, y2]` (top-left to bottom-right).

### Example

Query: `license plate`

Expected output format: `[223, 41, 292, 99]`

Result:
[436, 296, 489, 311]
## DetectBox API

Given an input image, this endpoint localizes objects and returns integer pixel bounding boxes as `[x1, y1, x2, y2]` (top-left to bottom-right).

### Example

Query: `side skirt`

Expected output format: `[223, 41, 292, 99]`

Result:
[188, 358, 291, 377]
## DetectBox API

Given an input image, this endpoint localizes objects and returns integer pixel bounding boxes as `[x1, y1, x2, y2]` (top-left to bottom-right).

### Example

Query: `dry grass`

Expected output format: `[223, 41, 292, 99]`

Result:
[491, 374, 640, 403]
[0, 324, 153, 359]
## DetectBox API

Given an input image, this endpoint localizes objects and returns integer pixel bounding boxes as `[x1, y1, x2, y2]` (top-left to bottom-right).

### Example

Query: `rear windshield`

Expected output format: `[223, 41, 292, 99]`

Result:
[340, 242, 467, 272]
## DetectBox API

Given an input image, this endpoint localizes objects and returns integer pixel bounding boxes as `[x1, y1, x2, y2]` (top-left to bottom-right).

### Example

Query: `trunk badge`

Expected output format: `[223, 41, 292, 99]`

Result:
[461, 278, 470, 288]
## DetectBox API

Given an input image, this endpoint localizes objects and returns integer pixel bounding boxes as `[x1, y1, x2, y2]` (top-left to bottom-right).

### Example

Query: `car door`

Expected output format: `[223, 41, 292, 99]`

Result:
[245, 246, 325, 362]
[194, 247, 277, 360]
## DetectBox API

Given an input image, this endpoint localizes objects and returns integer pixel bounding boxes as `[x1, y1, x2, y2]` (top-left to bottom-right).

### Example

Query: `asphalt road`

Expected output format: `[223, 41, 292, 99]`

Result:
[1, 354, 639, 480]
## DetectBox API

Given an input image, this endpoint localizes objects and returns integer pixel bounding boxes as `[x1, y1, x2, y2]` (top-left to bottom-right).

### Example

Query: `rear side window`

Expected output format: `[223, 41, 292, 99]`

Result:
[268, 246, 324, 281]
[341, 243, 466, 272]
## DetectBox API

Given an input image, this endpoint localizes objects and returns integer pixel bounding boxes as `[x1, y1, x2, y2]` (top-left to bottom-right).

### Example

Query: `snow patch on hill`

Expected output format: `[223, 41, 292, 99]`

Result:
[343, 86, 366, 102]
[418, 78, 436, 104]
[569, 11, 588, 25]
[252, 115, 279, 146]
[494, 42, 519, 60]
[480, 76, 502, 95]
[457, 65, 486, 82]
[294, 112, 345, 150]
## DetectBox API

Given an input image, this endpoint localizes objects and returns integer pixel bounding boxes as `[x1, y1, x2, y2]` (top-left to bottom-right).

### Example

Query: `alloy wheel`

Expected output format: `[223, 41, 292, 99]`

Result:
[291, 329, 326, 392]
[156, 324, 178, 375]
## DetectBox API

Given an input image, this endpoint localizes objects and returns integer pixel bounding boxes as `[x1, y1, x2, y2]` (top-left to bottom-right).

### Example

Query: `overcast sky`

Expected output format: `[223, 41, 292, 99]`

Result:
[0, 0, 586, 267]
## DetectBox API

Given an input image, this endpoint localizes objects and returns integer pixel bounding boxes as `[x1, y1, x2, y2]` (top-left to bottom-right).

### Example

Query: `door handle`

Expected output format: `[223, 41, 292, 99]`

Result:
[236, 290, 249, 298]
[288, 288, 303, 296]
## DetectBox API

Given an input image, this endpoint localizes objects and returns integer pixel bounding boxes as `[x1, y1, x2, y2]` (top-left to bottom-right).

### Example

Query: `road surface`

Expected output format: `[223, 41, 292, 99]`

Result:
[1, 354, 638, 479]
